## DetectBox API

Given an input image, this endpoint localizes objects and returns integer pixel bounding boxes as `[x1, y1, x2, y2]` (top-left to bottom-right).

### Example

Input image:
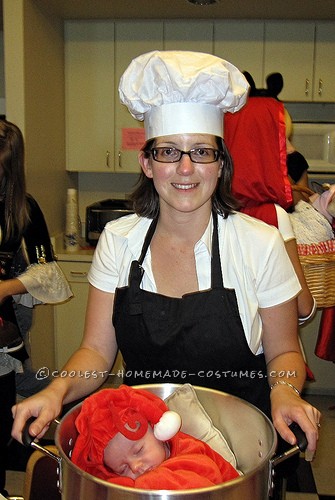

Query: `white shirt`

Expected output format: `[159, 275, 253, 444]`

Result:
[275, 204, 296, 242]
[89, 211, 300, 355]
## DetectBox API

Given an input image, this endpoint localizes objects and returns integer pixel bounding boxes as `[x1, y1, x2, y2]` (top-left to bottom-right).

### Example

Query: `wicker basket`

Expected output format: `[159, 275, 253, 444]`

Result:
[299, 249, 335, 308]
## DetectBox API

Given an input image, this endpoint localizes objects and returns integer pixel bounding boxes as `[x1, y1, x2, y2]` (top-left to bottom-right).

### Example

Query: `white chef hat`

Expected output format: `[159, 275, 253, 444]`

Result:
[119, 50, 249, 140]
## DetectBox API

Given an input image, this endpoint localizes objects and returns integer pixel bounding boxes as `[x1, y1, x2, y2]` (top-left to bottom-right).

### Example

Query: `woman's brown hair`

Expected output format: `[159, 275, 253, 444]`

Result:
[0, 120, 30, 241]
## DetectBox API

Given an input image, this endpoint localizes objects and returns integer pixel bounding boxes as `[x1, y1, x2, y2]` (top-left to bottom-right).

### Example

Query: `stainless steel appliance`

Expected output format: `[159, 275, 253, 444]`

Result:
[85, 199, 134, 246]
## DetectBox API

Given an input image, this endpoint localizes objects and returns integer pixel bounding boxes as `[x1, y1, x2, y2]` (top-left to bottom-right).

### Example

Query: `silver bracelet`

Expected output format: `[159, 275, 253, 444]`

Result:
[298, 297, 317, 325]
[270, 380, 301, 396]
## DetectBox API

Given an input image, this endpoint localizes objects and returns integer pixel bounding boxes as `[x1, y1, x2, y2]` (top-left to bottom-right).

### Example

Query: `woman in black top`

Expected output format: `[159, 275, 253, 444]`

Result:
[0, 119, 72, 496]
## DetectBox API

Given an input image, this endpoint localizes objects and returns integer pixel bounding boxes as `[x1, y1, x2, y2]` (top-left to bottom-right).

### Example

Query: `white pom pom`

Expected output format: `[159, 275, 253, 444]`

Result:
[154, 411, 182, 441]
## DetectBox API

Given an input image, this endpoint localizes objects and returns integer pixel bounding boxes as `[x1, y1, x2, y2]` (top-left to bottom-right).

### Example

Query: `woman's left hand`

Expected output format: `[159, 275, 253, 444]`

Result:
[0, 278, 27, 304]
[270, 386, 321, 460]
[261, 301, 321, 460]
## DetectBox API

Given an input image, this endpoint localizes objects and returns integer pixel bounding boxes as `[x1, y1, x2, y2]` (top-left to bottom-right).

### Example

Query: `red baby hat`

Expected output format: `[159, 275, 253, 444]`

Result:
[71, 385, 181, 478]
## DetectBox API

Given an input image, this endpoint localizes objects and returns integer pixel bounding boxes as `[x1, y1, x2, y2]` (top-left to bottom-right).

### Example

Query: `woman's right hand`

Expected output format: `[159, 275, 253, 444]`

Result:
[11, 386, 63, 443]
[11, 286, 118, 444]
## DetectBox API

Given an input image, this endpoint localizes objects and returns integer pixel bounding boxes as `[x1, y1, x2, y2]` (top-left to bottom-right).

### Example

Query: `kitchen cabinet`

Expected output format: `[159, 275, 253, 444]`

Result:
[54, 257, 124, 381]
[114, 21, 164, 173]
[164, 21, 213, 52]
[264, 21, 315, 101]
[214, 21, 264, 87]
[65, 20, 335, 173]
[264, 21, 335, 102]
[65, 21, 115, 171]
[313, 22, 335, 102]
[54, 260, 90, 368]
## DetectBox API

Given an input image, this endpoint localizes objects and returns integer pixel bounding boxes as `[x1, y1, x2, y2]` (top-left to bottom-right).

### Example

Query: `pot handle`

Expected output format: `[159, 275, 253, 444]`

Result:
[22, 416, 61, 464]
[271, 422, 308, 467]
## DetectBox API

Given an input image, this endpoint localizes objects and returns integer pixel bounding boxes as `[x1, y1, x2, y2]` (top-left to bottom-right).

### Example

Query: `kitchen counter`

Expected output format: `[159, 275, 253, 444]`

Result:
[308, 159, 335, 174]
[52, 232, 94, 262]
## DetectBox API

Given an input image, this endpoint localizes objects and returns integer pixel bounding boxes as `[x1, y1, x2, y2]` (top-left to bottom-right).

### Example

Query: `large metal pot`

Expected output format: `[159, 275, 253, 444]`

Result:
[24, 384, 306, 499]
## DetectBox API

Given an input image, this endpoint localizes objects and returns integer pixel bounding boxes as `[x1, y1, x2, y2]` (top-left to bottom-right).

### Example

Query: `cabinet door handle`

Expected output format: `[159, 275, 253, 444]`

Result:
[118, 151, 122, 169]
[318, 79, 323, 96]
[70, 271, 88, 277]
[106, 150, 110, 168]
[304, 79, 310, 95]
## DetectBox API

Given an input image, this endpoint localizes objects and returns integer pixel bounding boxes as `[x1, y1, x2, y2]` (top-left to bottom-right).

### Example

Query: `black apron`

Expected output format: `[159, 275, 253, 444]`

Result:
[113, 213, 270, 416]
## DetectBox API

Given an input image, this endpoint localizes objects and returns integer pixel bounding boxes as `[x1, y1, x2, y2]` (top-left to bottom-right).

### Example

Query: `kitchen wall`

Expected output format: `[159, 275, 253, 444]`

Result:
[2, 1, 67, 238]
[77, 172, 137, 224]
[0, 30, 4, 116]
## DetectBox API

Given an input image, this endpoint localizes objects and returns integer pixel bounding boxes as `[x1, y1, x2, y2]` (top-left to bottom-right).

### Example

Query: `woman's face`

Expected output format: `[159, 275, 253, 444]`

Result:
[139, 134, 222, 216]
[104, 426, 167, 480]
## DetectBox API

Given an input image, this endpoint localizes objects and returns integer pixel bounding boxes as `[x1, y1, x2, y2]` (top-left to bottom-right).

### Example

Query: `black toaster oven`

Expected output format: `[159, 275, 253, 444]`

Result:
[86, 199, 134, 246]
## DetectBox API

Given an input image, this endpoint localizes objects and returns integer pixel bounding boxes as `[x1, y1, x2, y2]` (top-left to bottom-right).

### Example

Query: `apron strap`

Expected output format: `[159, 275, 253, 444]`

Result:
[138, 217, 158, 265]
[211, 212, 224, 289]
[129, 212, 224, 294]
[128, 217, 158, 315]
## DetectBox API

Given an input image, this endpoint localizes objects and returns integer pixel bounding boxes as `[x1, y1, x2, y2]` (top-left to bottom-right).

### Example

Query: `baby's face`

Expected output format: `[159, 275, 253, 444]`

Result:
[104, 426, 168, 480]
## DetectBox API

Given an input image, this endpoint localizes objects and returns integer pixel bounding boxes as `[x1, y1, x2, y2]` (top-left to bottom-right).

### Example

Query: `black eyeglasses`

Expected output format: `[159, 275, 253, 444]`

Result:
[149, 147, 221, 164]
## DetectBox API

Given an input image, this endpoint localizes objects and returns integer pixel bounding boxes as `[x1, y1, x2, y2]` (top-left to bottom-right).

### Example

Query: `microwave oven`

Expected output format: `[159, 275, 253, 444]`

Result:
[86, 199, 134, 246]
[291, 123, 335, 173]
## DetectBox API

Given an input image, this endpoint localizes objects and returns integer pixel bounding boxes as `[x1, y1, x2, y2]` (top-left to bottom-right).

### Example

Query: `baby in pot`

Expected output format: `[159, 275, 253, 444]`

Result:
[71, 385, 239, 490]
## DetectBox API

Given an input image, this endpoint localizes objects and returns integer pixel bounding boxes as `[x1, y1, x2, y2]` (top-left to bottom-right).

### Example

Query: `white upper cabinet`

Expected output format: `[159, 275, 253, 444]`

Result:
[164, 21, 213, 52]
[313, 22, 335, 102]
[214, 21, 265, 88]
[264, 21, 315, 101]
[64, 20, 335, 172]
[264, 21, 335, 102]
[114, 21, 164, 173]
[65, 21, 115, 171]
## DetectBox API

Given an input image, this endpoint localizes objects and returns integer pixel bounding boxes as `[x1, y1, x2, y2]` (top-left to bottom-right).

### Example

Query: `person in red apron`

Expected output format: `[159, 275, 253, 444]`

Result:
[12, 51, 321, 468]
[223, 75, 317, 380]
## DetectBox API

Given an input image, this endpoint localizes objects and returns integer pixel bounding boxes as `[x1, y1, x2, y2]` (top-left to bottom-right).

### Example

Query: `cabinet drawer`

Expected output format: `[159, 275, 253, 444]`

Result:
[58, 261, 91, 283]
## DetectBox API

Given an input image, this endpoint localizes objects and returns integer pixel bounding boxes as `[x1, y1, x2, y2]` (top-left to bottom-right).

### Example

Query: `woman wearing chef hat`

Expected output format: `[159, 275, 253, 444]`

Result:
[12, 50, 320, 463]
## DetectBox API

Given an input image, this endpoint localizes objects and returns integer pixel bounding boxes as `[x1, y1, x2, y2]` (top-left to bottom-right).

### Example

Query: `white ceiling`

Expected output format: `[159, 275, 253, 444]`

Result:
[31, 0, 335, 21]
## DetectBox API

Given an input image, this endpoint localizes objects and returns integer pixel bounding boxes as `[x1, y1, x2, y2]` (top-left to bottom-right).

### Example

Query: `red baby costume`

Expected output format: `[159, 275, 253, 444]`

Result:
[71, 385, 239, 490]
